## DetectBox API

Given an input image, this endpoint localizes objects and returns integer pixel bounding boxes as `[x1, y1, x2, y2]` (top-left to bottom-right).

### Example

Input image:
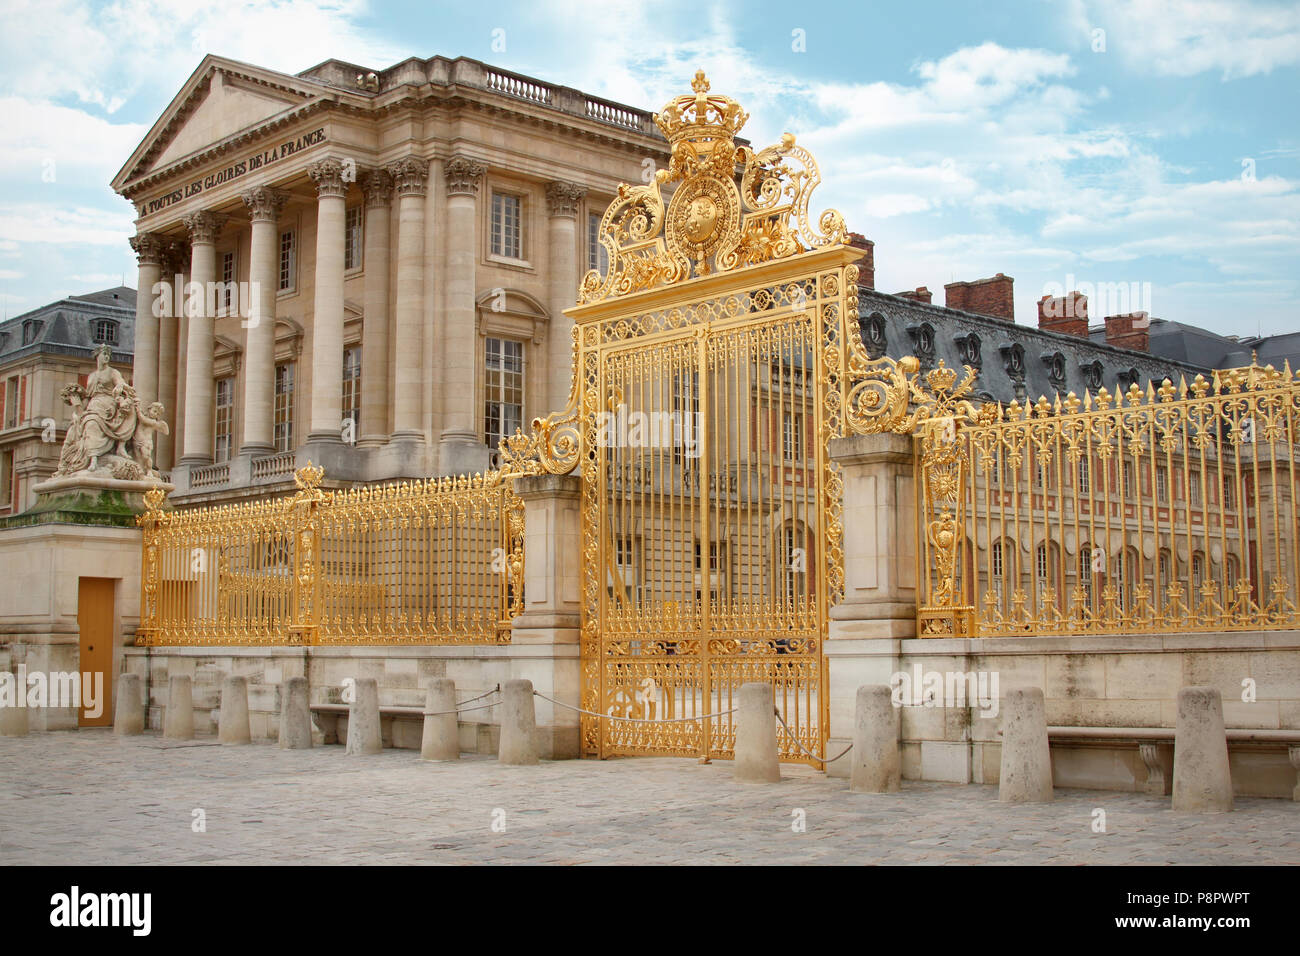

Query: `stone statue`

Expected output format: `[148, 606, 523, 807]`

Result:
[53, 345, 168, 481]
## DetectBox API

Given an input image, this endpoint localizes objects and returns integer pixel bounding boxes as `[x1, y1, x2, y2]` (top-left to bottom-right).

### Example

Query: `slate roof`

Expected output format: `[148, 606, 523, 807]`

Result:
[0, 287, 136, 368]
[856, 288, 1207, 405]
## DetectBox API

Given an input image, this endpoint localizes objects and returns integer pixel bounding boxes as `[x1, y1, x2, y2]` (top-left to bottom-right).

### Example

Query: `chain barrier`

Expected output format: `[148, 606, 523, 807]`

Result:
[773, 709, 852, 764]
[422, 684, 502, 718]
[532, 689, 739, 724]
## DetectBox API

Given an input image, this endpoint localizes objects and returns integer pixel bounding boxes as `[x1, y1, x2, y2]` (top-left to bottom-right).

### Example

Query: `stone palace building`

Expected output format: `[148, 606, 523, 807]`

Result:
[116, 54, 671, 504]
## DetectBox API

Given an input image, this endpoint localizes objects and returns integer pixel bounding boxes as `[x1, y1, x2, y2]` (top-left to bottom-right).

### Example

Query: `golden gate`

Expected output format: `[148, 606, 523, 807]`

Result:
[502, 72, 862, 762]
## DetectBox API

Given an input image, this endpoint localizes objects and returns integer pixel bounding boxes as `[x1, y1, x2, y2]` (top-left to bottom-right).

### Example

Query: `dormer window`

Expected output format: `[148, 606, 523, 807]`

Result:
[22, 320, 42, 346]
[93, 319, 118, 345]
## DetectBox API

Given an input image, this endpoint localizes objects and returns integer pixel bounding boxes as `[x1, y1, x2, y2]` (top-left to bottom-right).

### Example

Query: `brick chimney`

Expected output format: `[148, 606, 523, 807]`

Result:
[944, 273, 1014, 321]
[1103, 312, 1150, 351]
[847, 231, 875, 289]
[1037, 292, 1089, 337]
[896, 287, 932, 304]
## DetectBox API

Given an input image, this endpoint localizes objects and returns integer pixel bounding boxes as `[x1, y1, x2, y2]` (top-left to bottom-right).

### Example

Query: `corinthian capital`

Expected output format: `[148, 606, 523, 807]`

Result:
[241, 185, 289, 223]
[183, 211, 229, 245]
[545, 181, 587, 218]
[129, 233, 166, 266]
[361, 169, 394, 207]
[309, 158, 351, 198]
[386, 157, 430, 197]
[443, 156, 486, 197]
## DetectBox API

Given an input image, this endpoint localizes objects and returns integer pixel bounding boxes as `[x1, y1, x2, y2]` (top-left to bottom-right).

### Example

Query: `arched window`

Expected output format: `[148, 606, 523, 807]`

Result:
[1078, 542, 1095, 610]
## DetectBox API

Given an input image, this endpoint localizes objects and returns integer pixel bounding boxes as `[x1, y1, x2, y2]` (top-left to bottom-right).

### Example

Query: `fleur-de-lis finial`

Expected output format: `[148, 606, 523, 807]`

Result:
[691, 69, 710, 93]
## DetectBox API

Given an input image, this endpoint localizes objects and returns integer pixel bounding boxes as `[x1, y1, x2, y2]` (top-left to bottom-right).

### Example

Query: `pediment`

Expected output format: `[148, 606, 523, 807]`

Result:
[114, 56, 327, 190]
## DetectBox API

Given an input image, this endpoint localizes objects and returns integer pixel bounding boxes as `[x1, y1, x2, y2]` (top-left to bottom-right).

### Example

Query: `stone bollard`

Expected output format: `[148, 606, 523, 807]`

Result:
[850, 685, 900, 793]
[345, 678, 382, 755]
[497, 679, 538, 765]
[1172, 686, 1233, 812]
[998, 687, 1053, 803]
[113, 673, 144, 735]
[218, 676, 251, 745]
[278, 677, 313, 749]
[0, 693, 29, 738]
[733, 682, 781, 783]
[421, 678, 460, 761]
[162, 675, 194, 740]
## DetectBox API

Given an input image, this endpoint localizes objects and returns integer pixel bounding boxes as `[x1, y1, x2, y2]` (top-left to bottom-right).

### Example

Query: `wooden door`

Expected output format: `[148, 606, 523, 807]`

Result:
[77, 577, 114, 727]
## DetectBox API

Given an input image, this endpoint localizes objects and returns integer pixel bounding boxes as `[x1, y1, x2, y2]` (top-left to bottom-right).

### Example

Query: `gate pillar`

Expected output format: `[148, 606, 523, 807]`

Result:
[824, 432, 916, 776]
[510, 474, 583, 759]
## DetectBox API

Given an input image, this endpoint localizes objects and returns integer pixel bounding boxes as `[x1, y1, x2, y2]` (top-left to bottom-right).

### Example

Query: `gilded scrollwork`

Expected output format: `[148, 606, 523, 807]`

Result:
[578, 71, 847, 304]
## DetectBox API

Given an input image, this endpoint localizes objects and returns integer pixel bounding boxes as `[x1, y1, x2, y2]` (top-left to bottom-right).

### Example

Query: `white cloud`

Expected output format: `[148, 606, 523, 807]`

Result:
[1081, 0, 1300, 78]
[0, 0, 407, 114]
[0, 96, 148, 186]
[0, 270, 22, 280]
[864, 194, 933, 218]
[0, 204, 136, 246]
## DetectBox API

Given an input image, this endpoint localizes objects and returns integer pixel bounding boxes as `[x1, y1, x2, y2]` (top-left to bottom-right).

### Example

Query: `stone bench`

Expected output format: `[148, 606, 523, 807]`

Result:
[309, 703, 500, 754]
[1043, 726, 1300, 800]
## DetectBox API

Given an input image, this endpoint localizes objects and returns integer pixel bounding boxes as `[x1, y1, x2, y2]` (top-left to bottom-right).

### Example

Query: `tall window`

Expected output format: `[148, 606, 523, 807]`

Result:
[213, 377, 234, 463]
[278, 230, 296, 292]
[991, 540, 1006, 604]
[782, 410, 804, 461]
[0, 447, 13, 509]
[274, 362, 295, 452]
[1158, 550, 1171, 595]
[491, 192, 522, 259]
[1189, 470, 1201, 506]
[1122, 460, 1134, 498]
[4, 377, 18, 428]
[587, 212, 608, 273]
[344, 206, 363, 271]
[1223, 474, 1236, 508]
[782, 526, 805, 603]
[1192, 553, 1205, 591]
[1156, 465, 1168, 503]
[1077, 458, 1090, 493]
[342, 346, 361, 437]
[220, 250, 235, 313]
[484, 338, 524, 452]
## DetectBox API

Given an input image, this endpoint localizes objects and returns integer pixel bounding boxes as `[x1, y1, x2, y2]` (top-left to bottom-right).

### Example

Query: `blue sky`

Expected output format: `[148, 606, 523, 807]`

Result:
[1, 0, 1297, 335]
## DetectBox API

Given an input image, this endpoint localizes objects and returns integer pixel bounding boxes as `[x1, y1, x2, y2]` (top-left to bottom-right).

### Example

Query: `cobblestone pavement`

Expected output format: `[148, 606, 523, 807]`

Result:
[1, 730, 1297, 865]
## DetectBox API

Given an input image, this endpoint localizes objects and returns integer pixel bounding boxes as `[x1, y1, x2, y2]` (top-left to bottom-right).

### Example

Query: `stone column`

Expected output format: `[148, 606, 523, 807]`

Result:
[438, 155, 487, 475]
[179, 211, 227, 465]
[239, 185, 288, 455]
[510, 473, 582, 758]
[386, 157, 429, 444]
[544, 181, 585, 416]
[359, 170, 393, 446]
[308, 158, 348, 444]
[160, 241, 188, 471]
[129, 233, 164, 407]
[823, 432, 918, 778]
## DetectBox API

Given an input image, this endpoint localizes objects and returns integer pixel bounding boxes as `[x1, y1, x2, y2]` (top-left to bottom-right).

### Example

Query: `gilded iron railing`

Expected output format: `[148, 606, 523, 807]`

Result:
[136, 464, 524, 645]
[846, 351, 1300, 637]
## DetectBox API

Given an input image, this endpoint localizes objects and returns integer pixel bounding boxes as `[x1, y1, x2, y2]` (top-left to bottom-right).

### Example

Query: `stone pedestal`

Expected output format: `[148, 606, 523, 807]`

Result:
[824, 432, 917, 777]
[508, 474, 582, 759]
